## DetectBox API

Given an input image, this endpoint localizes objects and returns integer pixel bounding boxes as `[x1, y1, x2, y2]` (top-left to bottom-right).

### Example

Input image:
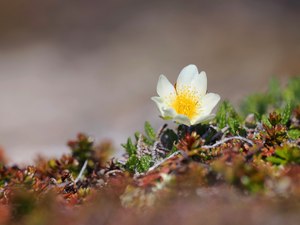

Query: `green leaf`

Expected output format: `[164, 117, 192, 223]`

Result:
[288, 129, 300, 140]
[261, 114, 272, 128]
[215, 102, 226, 128]
[240, 94, 270, 119]
[267, 156, 286, 165]
[215, 101, 236, 129]
[268, 77, 281, 105]
[137, 155, 153, 173]
[274, 149, 288, 160]
[134, 132, 141, 142]
[121, 138, 136, 156]
[283, 77, 300, 108]
[240, 77, 300, 119]
[281, 102, 291, 125]
[144, 121, 156, 141]
[268, 146, 300, 165]
[228, 117, 239, 134]
[125, 155, 138, 172]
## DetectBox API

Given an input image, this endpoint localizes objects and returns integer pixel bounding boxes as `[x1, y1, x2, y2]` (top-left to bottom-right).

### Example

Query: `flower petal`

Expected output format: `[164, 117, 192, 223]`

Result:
[201, 93, 221, 114]
[151, 97, 176, 118]
[173, 114, 191, 126]
[161, 107, 176, 118]
[191, 71, 207, 96]
[151, 96, 165, 115]
[176, 64, 198, 91]
[191, 114, 216, 125]
[157, 74, 176, 98]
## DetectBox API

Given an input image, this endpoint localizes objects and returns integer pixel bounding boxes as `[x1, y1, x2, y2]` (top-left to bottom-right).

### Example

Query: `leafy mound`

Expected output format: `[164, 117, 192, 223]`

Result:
[0, 77, 300, 225]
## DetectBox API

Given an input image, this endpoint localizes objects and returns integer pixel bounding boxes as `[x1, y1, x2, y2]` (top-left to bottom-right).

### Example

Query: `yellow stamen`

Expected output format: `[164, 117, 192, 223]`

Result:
[170, 86, 200, 120]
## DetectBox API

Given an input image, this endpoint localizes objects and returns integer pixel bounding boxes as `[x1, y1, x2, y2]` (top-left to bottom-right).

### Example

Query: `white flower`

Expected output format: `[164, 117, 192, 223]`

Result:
[151, 64, 220, 126]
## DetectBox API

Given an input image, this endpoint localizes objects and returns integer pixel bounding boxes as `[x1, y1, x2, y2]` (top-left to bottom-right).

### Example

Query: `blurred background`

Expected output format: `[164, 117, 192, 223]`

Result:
[0, 0, 299, 163]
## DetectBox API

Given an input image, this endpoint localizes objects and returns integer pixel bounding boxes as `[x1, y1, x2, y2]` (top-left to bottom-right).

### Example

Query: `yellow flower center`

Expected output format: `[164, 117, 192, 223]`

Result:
[170, 87, 200, 120]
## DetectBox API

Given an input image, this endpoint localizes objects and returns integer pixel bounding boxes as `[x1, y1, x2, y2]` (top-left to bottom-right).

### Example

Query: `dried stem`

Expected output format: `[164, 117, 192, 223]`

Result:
[147, 151, 181, 173]
[202, 136, 254, 149]
[74, 160, 88, 183]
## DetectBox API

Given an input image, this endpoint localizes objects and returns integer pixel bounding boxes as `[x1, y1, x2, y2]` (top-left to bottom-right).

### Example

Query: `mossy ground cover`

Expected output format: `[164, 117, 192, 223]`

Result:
[0, 77, 300, 225]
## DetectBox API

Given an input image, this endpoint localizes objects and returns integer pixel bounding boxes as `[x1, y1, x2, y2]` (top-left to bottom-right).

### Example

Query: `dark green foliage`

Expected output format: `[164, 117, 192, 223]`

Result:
[240, 78, 278, 118]
[268, 77, 282, 105]
[192, 124, 220, 144]
[122, 126, 158, 158]
[283, 77, 300, 108]
[125, 154, 153, 173]
[122, 121, 158, 173]
[215, 101, 239, 129]
[125, 155, 139, 173]
[267, 146, 300, 165]
[134, 132, 141, 142]
[240, 77, 300, 119]
[160, 129, 178, 150]
[178, 124, 216, 141]
[227, 117, 241, 135]
[215, 101, 246, 135]
[215, 104, 226, 129]
[121, 137, 137, 156]
[174, 124, 220, 147]
[241, 94, 270, 120]
[215, 101, 240, 126]
[144, 121, 156, 144]
[177, 124, 190, 140]
[68, 133, 94, 166]
[125, 153, 155, 173]
[287, 129, 300, 140]
[137, 155, 153, 173]
[192, 124, 210, 135]
[280, 102, 291, 125]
